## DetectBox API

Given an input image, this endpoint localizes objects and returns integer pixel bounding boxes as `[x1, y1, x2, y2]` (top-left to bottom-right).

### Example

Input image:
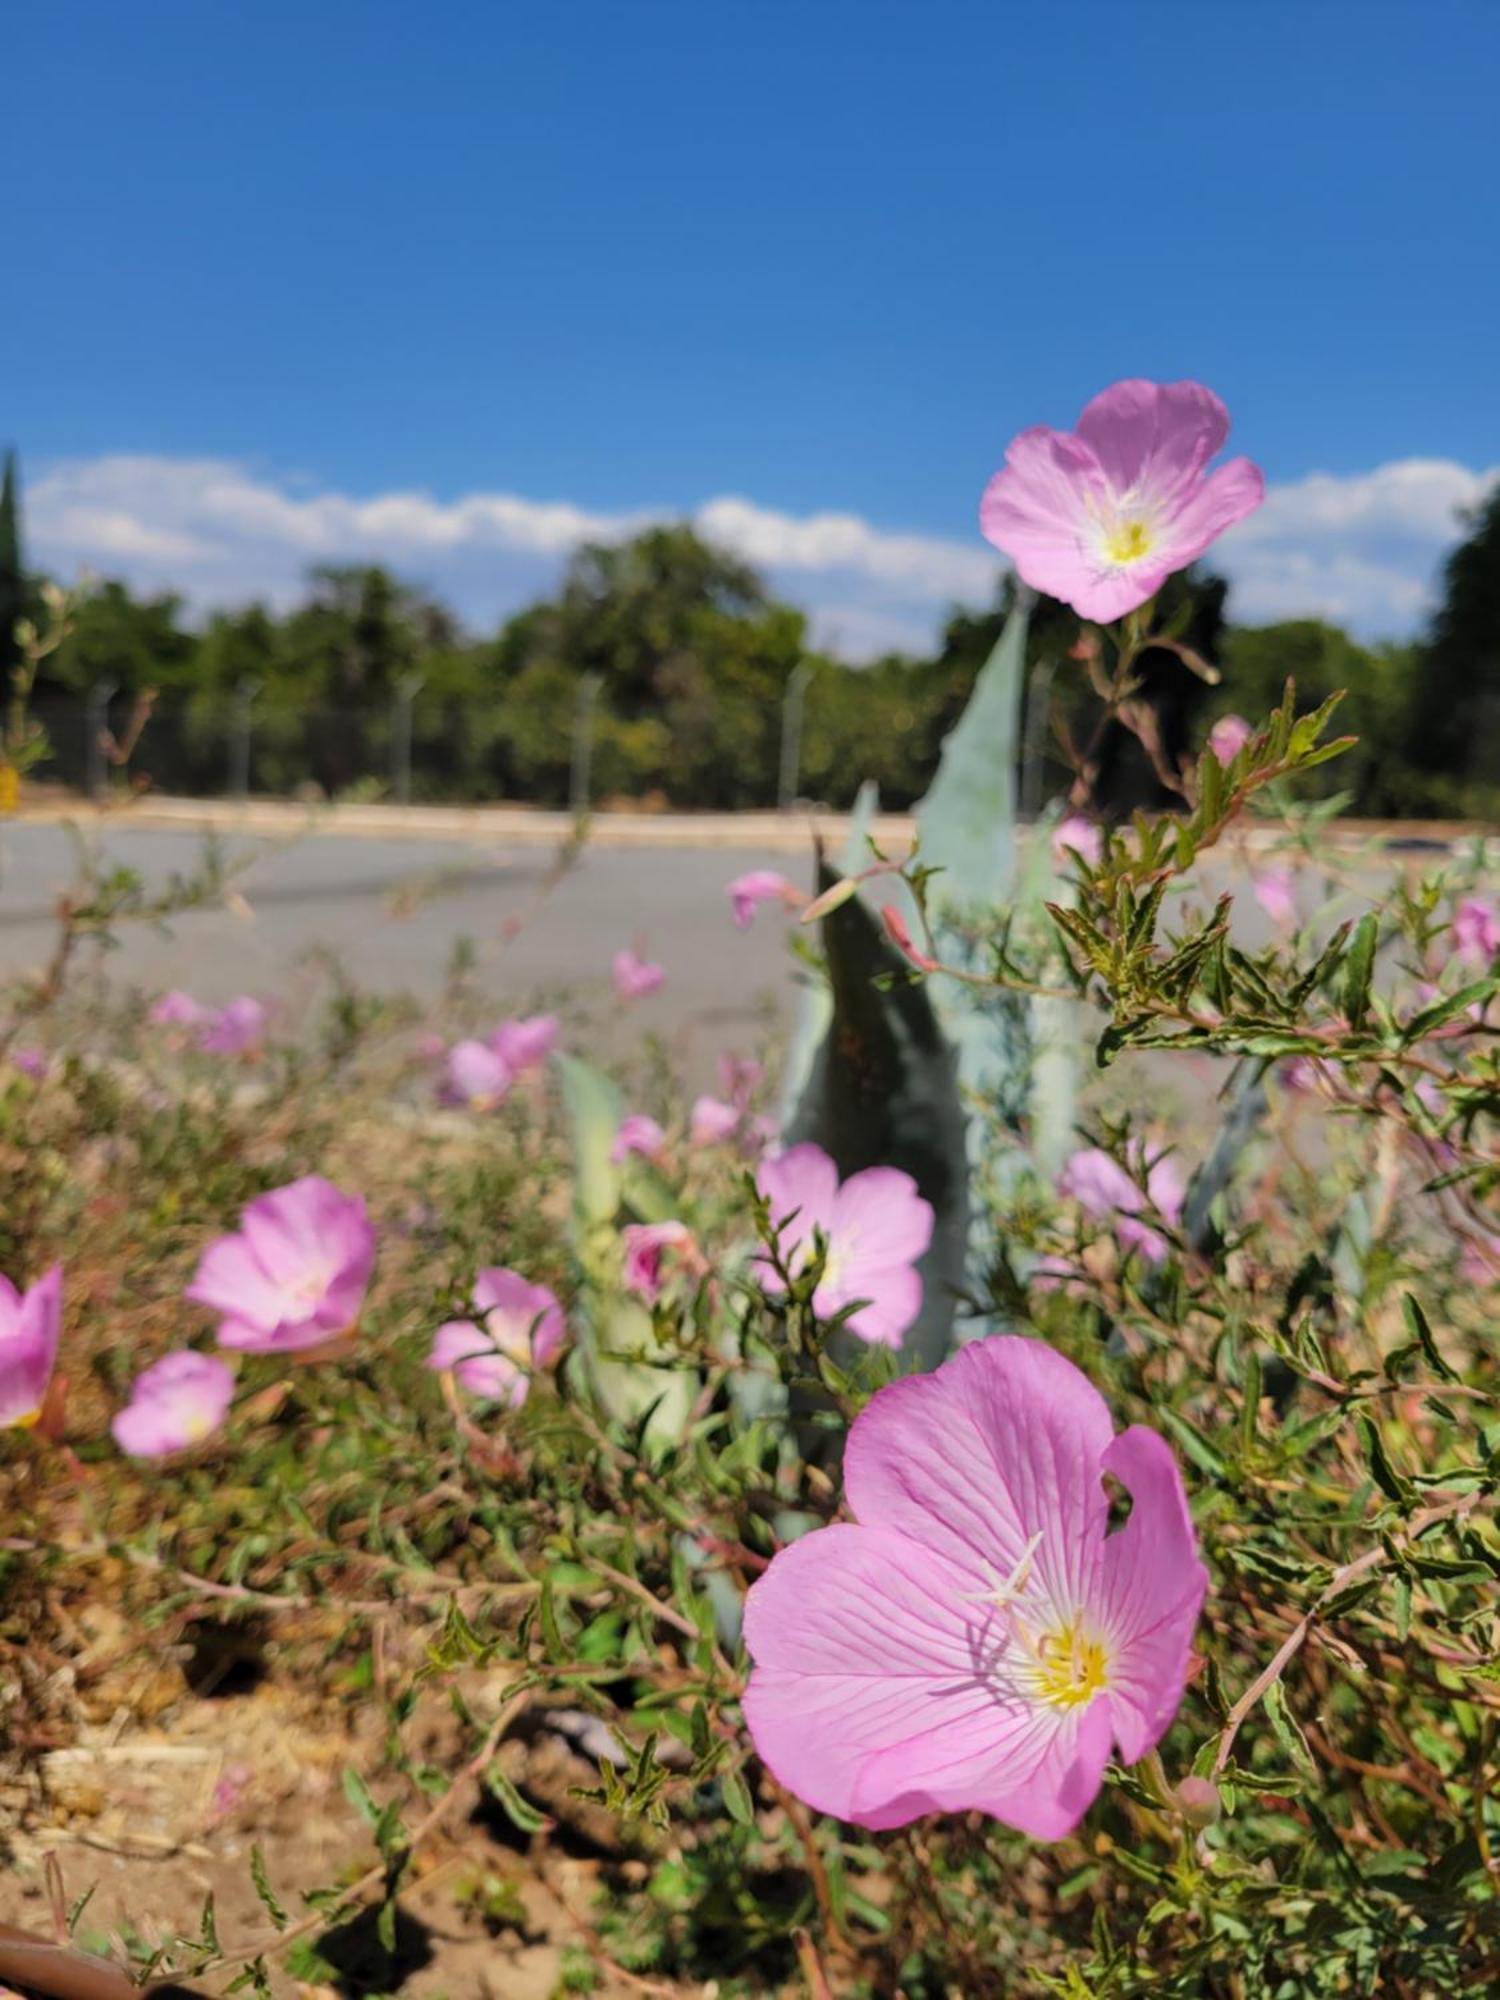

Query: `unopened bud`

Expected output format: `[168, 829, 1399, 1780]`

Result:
[1174, 1775, 1221, 1828]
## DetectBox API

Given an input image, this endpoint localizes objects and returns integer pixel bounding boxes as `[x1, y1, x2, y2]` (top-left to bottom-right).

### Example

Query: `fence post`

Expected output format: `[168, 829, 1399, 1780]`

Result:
[1020, 654, 1056, 826]
[778, 660, 815, 811]
[85, 680, 117, 800]
[391, 673, 424, 805]
[570, 672, 602, 817]
[228, 677, 260, 802]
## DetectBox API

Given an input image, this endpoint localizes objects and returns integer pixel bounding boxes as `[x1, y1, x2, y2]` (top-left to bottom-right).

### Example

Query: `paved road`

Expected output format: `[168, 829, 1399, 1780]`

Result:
[0, 821, 812, 1077]
[0, 818, 1469, 1090]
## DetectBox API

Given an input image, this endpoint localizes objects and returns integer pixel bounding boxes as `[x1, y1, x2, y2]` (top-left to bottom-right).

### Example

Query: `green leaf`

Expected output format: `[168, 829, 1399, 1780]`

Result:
[1341, 912, 1379, 1027]
[341, 1766, 381, 1828]
[1264, 1680, 1316, 1775]
[539, 1573, 567, 1659]
[1400, 980, 1494, 1045]
[721, 1769, 755, 1827]
[1240, 1348, 1262, 1456]
[485, 1762, 553, 1834]
[249, 1845, 288, 1931]
[1358, 1414, 1414, 1504]
[1159, 1406, 1228, 1480]
[1403, 1292, 1459, 1381]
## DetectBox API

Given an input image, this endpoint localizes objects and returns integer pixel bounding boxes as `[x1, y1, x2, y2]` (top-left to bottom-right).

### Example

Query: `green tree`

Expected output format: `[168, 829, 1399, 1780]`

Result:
[1404, 487, 1500, 811]
[0, 450, 24, 690]
[48, 580, 197, 694]
[493, 526, 809, 804]
[1215, 619, 1415, 813]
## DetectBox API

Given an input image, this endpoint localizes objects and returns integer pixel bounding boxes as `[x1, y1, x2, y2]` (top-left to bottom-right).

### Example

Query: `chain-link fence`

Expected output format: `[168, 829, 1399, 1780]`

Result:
[30, 671, 1067, 815]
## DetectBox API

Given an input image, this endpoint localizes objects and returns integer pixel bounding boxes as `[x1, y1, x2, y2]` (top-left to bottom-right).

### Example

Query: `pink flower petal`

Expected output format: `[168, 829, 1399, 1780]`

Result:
[112, 1350, 235, 1458]
[980, 380, 1264, 622]
[490, 1014, 559, 1073]
[728, 870, 798, 929]
[187, 1177, 375, 1354]
[610, 1113, 667, 1164]
[689, 1094, 741, 1147]
[1090, 1427, 1209, 1764]
[843, 1338, 1115, 1607]
[1208, 714, 1253, 762]
[743, 1522, 1114, 1837]
[743, 1337, 1205, 1837]
[613, 949, 665, 1002]
[1073, 378, 1228, 498]
[444, 1039, 513, 1107]
[0, 1264, 63, 1431]
[831, 1166, 935, 1271]
[755, 1144, 841, 1285]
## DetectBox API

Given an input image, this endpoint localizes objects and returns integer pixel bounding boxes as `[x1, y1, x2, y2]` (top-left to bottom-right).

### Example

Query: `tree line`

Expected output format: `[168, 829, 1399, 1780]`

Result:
[4, 451, 1498, 817]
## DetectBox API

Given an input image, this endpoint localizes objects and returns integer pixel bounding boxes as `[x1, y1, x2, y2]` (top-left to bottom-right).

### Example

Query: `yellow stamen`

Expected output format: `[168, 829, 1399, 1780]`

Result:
[1102, 518, 1154, 565]
[1029, 1619, 1110, 1710]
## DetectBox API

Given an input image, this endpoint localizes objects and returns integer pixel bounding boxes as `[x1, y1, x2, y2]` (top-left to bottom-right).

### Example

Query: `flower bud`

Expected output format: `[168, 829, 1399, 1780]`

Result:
[1174, 1775, 1221, 1828]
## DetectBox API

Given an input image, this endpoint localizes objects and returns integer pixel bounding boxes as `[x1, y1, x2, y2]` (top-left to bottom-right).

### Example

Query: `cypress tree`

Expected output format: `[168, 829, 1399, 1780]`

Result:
[0, 450, 21, 686]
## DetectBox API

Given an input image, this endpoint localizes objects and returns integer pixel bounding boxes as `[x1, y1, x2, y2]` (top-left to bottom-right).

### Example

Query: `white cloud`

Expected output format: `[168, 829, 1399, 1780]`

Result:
[1215, 457, 1499, 636]
[25, 450, 1498, 661]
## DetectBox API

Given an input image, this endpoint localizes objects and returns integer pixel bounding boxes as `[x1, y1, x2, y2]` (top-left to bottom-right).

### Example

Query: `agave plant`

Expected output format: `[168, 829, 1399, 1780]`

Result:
[783, 599, 1083, 1363]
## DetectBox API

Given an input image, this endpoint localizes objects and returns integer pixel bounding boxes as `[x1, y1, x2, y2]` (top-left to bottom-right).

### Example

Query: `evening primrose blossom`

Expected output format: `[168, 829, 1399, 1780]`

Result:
[186, 1175, 376, 1355]
[112, 1350, 236, 1459]
[980, 379, 1263, 622]
[0, 1265, 63, 1431]
[743, 1336, 1207, 1837]
[755, 1143, 933, 1349]
[426, 1267, 565, 1407]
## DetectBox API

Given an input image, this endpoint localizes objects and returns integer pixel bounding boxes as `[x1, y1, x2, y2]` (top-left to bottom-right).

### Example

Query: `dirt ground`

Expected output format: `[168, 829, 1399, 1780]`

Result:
[0, 1631, 713, 2000]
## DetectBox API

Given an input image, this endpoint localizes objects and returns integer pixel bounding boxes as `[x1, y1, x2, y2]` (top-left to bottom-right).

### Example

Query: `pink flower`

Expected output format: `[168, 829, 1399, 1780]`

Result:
[1051, 815, 1103, 869]
[443, 1039, 513, 1109]
[742, 1335, 1207, 1836]
[622, 1221, 696, 1304]
[1029, 1253, 1084, 1297]
[10, 1045, 47, 1078]
[111, 1350, 236, 1458]
[186, 1175, 376, 1354]
[1251, 866, 1298, 930]
[198, 997, 267, 1055]
[613, 948, 665, 1002]
[979, 379, 1264, 622]
[728, 870, 800, 930]
[1058, 1145, 1184, 1266]
[1454, 897, 1500, 967]
[718, 1053, 762, 1103]
[150, 989, 205, 1027]
[690, 1094, 742, 1147]
[491, 1014, 559, 1074]
[426, 1267, 566, 1407]
[1208, 714, 1253, 763]
[755, 1143, 934, 1349]
[610, 1113, 668, 1165]
[0, 1265, 62, 1430]
[1280, 1054, 1339, 1097]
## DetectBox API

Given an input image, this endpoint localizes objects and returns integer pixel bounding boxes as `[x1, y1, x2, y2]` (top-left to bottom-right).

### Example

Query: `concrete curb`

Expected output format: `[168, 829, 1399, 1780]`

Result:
[10, 793, 1489, 855]
[15, 794, 916, 852]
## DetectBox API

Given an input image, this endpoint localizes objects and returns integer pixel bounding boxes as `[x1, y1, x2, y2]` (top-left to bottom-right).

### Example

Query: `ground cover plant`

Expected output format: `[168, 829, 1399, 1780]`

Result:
[1, 381, 1498, 1998]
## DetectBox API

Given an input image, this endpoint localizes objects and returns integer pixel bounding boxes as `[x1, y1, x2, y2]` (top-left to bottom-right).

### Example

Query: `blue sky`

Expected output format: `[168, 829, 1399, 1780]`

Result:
[8, 0, 1498, 654]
